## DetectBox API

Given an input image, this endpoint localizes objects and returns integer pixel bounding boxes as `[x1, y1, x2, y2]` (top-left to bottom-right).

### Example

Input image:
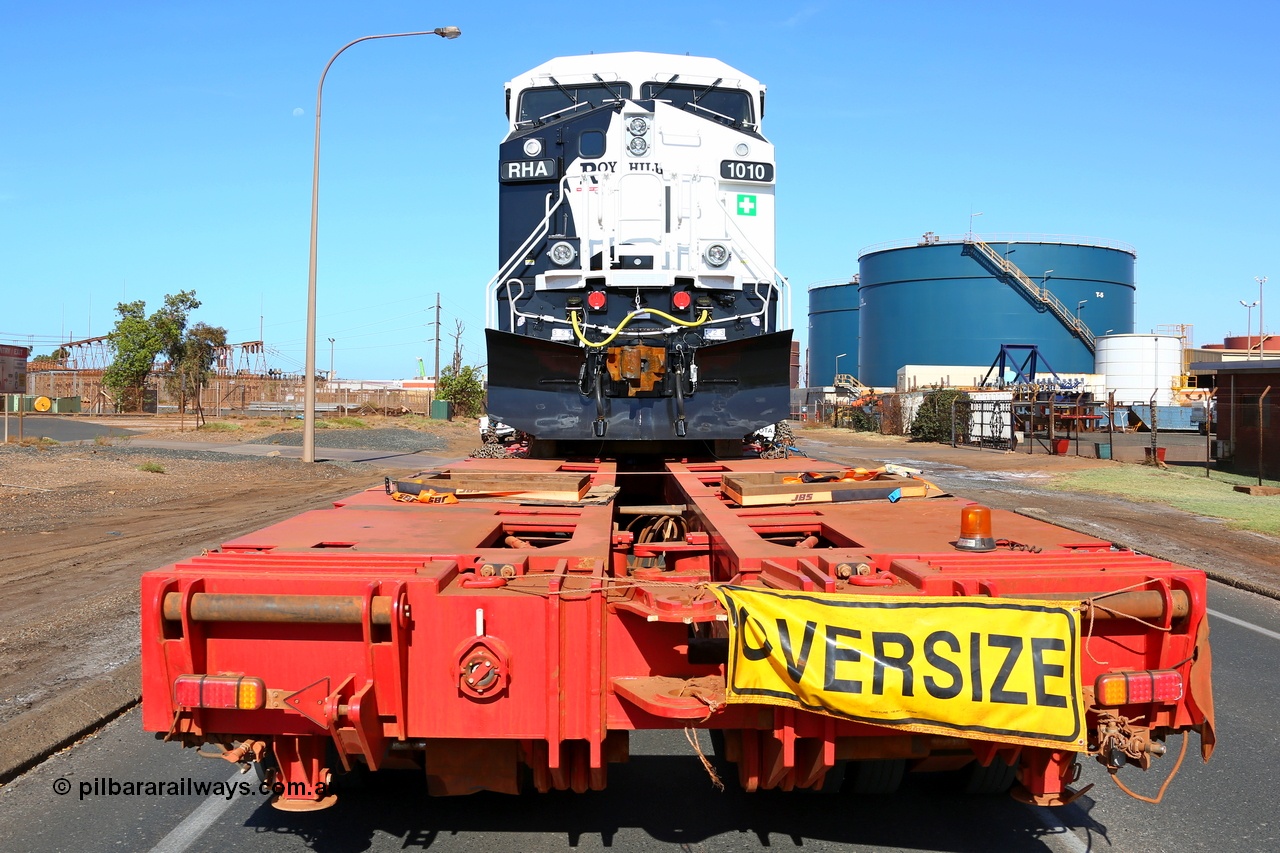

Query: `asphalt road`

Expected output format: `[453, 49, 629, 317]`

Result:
[0, 579, 1273, 853]
[2, 414, 139, 443]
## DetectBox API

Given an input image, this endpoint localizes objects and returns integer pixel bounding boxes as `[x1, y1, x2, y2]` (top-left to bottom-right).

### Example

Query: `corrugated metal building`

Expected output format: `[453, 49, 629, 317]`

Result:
[1190, 358, 1280, 481]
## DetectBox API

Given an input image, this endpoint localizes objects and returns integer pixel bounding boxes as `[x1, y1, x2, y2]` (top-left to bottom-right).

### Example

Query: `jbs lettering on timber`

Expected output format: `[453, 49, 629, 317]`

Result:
[711, 587, 1087, 750]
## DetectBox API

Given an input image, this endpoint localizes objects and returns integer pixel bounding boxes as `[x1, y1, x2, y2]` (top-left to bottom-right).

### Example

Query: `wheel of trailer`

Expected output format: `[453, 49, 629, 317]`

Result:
[962, 756, 1018, 795]
[805, 760, 847, 793]
[842, 758, 905, 795]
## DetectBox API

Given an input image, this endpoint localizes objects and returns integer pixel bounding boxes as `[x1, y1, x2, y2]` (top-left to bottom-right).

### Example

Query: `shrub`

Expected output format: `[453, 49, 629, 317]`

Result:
[138, 461, 166, 474]
[909, 389, 971, 443]
[198, 421, 241, 432]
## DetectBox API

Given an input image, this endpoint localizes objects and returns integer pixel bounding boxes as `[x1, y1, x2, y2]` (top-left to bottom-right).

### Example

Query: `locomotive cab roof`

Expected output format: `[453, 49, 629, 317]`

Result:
[504, 51, 766, 132]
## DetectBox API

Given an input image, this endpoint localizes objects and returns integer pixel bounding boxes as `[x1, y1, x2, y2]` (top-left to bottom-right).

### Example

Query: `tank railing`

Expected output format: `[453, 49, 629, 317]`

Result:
[859, 232, 1138, 258]
[964, 238, 1096, 353]
[484, 180, 572, 329]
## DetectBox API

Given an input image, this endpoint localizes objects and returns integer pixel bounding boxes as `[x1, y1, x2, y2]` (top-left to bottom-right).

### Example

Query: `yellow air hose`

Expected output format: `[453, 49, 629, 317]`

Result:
[570, 308, 711, 349]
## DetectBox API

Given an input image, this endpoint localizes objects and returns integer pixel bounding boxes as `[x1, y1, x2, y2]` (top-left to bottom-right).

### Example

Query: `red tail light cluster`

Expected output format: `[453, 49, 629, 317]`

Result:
[173, 675, 266, 710]
[1095, 670, 1184, 706]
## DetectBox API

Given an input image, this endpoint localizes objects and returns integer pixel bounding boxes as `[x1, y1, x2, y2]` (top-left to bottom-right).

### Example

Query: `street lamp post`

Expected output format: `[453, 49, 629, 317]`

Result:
[1241, 300, 1257, 358]
[1256, 276, 1268, 360]
[968, 211, 983, 239]
[328, 337, 335, 380]
[1076, 300, 1088, 327]
[303, 26, 461, 463]
[834, 352, 847, 387]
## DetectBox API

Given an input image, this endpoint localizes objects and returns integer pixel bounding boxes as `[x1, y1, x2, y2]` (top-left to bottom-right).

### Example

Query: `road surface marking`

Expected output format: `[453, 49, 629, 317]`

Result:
[147, 769, 244, 853]
[1208, 608, 1280, 642]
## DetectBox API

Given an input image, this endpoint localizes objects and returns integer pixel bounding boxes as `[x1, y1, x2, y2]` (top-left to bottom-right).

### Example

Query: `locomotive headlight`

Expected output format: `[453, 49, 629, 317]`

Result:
[703, 243, 730, 267]
[549, 241, 577, 266]
[522, 138, 544, 157]
[628, 136, 649, 156]
[627, 116, 650, 136]
[735, 142, 750, 156]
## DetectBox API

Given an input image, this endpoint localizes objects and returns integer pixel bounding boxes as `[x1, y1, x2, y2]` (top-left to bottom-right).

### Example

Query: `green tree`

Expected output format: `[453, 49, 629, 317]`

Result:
[102, 290, 225, 413]
[909, 389, 971, 443]
[168, 321, 228, 417]
[436, 365, 485, 418]
[153, 291, 201, 360]
[30, 347, 69, 366]
[103, 300, 164, 411]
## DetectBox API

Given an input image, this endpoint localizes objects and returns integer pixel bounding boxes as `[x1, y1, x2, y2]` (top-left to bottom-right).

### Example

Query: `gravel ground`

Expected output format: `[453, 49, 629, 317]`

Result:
[257, 428, 450, 452]
[0, 444, 370, 536]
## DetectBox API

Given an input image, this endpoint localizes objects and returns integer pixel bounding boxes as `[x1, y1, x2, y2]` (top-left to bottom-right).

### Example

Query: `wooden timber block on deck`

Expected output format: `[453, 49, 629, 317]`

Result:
[721, 471, 943, 507]
[393, 471, 591, 502]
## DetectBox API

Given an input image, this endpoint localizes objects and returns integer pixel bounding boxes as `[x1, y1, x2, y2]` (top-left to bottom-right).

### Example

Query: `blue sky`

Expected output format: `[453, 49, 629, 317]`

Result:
[2, 1, 1276, 381]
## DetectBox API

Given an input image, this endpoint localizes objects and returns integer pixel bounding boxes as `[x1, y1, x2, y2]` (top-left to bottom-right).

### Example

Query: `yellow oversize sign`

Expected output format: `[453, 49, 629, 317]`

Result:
[712, 586, 1087, 751]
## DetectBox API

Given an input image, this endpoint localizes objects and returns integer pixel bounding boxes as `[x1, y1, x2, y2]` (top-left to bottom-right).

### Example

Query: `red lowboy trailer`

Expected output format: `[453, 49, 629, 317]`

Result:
[141, 455, 1215, 810]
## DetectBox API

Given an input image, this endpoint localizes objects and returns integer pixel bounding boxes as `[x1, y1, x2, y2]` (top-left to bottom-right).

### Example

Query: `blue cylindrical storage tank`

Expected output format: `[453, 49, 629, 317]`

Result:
[857, 238, 1136, 387]
[808, 279, 859, 386]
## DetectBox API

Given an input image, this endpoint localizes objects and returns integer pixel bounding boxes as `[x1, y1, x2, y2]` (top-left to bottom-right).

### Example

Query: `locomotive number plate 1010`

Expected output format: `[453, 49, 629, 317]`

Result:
[719, 160, 774, 182]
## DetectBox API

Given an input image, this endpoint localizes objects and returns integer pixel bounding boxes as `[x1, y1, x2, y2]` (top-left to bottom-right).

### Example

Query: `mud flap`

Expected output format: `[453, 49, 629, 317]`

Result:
[485, 328, 792, 441]
[1189, 613, 1216, 761]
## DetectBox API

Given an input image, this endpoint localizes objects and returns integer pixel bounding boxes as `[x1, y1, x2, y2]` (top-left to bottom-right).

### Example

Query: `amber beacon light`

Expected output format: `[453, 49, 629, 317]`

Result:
[956, 504, 997, 551]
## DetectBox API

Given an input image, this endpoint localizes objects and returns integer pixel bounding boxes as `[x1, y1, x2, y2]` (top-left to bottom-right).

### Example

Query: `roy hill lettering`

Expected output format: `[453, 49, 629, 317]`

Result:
[736, 609, 1070, 709]
[579, 161, 663, 174]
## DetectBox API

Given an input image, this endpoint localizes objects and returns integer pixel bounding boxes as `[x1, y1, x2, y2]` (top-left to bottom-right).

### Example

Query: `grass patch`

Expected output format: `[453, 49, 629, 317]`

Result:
[198, 421, 241, 432]
[1047, 466, 1280, 535]
[319, 417, 369, 429]
[138, 461, 166, 474]
[398, 415, 436, 430]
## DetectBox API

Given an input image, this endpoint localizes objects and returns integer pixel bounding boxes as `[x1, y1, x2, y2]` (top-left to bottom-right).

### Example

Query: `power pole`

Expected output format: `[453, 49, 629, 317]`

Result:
[433, 292, 441, 383]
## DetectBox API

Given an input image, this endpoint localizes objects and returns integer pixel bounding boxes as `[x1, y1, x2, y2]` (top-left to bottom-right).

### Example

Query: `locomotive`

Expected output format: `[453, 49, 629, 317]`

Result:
[484, 53, 792, 450]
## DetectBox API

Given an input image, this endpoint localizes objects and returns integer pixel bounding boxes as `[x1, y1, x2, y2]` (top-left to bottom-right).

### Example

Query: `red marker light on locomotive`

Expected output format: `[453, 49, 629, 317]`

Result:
[1095, 670, 1184, 706]
[672, 291, 692, 312]
[586, 291, 607, 312]
[173, 675, 266, 710]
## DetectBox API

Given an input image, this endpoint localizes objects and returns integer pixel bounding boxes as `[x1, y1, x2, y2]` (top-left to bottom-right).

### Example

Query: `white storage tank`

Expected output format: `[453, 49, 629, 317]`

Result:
[1094, 334, 1182, 406]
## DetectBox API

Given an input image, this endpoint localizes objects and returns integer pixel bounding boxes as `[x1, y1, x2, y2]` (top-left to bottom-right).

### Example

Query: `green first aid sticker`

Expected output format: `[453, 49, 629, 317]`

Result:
[736, 194, 757, 216]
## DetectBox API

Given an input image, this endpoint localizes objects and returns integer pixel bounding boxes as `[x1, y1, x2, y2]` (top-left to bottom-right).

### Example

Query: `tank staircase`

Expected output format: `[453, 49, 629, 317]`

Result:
[962, 238, 1095, 353]
[833, 373, 869, 395]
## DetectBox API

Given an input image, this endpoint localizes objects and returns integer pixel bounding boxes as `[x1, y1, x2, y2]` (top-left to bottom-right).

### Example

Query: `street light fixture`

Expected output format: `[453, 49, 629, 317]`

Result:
[328, 337, 336, 381]
[834, 352, 848, 386]
[303, 26, 461, 463]
[968, 211, 983, 239]
[1076, 300, 1087, 320]
[1240, 299, 1257, 358]
[1042, 269, 1054, 286]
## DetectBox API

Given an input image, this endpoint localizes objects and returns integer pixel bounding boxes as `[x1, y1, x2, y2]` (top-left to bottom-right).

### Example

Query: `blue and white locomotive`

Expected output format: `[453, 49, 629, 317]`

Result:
[485, 52, 792, 449]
